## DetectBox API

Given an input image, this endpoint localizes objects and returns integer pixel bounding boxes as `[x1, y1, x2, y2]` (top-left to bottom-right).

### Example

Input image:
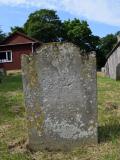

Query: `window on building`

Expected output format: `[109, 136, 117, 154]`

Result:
[0, 51, 12, 63]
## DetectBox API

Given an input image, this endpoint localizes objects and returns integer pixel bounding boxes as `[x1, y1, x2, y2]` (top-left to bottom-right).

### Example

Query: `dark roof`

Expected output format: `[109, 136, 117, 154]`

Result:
[0, 31, 42, 46]
[106, 41, 120, 59]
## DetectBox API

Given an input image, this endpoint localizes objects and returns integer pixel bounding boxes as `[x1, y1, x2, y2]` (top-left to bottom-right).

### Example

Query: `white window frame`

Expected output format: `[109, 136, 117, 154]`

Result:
[0, 50, 12, 63]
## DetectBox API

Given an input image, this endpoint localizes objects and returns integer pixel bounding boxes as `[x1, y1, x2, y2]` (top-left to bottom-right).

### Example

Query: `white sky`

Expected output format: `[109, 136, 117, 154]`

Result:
[0, 0, 120, 26]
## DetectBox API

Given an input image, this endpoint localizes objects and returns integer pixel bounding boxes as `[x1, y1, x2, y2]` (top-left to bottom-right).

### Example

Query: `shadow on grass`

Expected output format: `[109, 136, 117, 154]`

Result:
[98, 122, 120, 143]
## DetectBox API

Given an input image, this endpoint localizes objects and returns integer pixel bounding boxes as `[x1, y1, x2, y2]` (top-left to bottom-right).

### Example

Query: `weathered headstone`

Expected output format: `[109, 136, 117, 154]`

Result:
[22, 43, 97, 151]
[116, 63, 120, 80]
[0, 68, 6, 83]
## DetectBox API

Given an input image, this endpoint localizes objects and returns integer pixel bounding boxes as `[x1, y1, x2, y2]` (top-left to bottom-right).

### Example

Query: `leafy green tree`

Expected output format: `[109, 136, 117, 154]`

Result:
[62, 19, 100, 52]
[100, 34, 117, 56]
[96, 49, 106, 69]
[10, 26, 25, 33]
[97, 34, 117, 69]
[115, 31, 120, 36]
[24, 9, 63, 42]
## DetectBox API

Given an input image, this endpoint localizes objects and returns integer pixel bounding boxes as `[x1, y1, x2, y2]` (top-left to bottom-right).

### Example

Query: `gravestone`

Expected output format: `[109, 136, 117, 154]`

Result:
[0, 68, 6, 83]
[22, 43, 97, 151]
[116, 63, 120, 80]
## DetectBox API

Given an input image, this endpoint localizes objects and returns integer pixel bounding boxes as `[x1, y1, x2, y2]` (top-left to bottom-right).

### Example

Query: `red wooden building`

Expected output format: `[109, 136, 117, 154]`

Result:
[0, 32, 41, 71]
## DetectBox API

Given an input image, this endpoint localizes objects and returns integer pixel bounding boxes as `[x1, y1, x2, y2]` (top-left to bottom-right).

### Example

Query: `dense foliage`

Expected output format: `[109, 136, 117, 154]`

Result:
[10, 26, 25, 34]
[23, 9, 100, 52]
[100, 34, 117, 57]
[8, 9, 120, 68]
[97, 34, 117, 69]
[24, 9, 63, 42]
[63, 19, 100, 52]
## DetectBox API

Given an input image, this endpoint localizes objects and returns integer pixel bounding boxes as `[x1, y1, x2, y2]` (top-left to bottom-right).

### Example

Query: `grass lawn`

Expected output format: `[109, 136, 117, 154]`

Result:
[1, 73, 120, 160]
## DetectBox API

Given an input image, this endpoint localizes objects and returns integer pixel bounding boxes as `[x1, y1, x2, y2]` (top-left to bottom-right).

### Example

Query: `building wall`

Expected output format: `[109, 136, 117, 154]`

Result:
[0, 44, 32, 70]
[105, 45, 120, 80]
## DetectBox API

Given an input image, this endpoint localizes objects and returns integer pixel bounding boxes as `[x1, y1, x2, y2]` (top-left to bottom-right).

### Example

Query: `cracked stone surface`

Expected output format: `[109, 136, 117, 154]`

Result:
[21, 42, 97, 151]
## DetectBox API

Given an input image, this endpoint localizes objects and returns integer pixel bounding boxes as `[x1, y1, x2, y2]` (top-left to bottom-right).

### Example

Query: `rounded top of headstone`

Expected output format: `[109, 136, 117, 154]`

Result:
[36, 42, 78, 52]
[36, 42, 96, 57]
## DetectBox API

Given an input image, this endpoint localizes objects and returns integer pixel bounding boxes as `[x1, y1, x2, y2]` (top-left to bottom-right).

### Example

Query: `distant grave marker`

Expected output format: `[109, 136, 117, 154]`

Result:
[0, 68, 6, 83]
[116, 63, 120, 80]
[22, 43, 97, 151]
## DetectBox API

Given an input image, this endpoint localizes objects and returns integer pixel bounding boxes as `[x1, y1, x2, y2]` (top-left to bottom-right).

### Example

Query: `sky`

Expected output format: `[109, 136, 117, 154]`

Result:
[0, 0, 120, 37]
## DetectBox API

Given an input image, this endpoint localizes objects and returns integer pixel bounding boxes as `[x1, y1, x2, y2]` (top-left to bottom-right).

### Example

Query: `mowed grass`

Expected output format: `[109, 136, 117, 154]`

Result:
[1, 73, 120, 159]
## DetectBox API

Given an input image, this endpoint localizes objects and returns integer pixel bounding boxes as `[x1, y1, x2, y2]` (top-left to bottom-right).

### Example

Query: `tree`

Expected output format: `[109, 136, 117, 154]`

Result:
[115, 31, 120, 36]
[62, 19, 100, 52]
[97, 34, 117, 69]
[100, 34, 117, 56]
[24, 9, 63, 42]
[10, 26, 25, 34]
[0, 28, 6, 42]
